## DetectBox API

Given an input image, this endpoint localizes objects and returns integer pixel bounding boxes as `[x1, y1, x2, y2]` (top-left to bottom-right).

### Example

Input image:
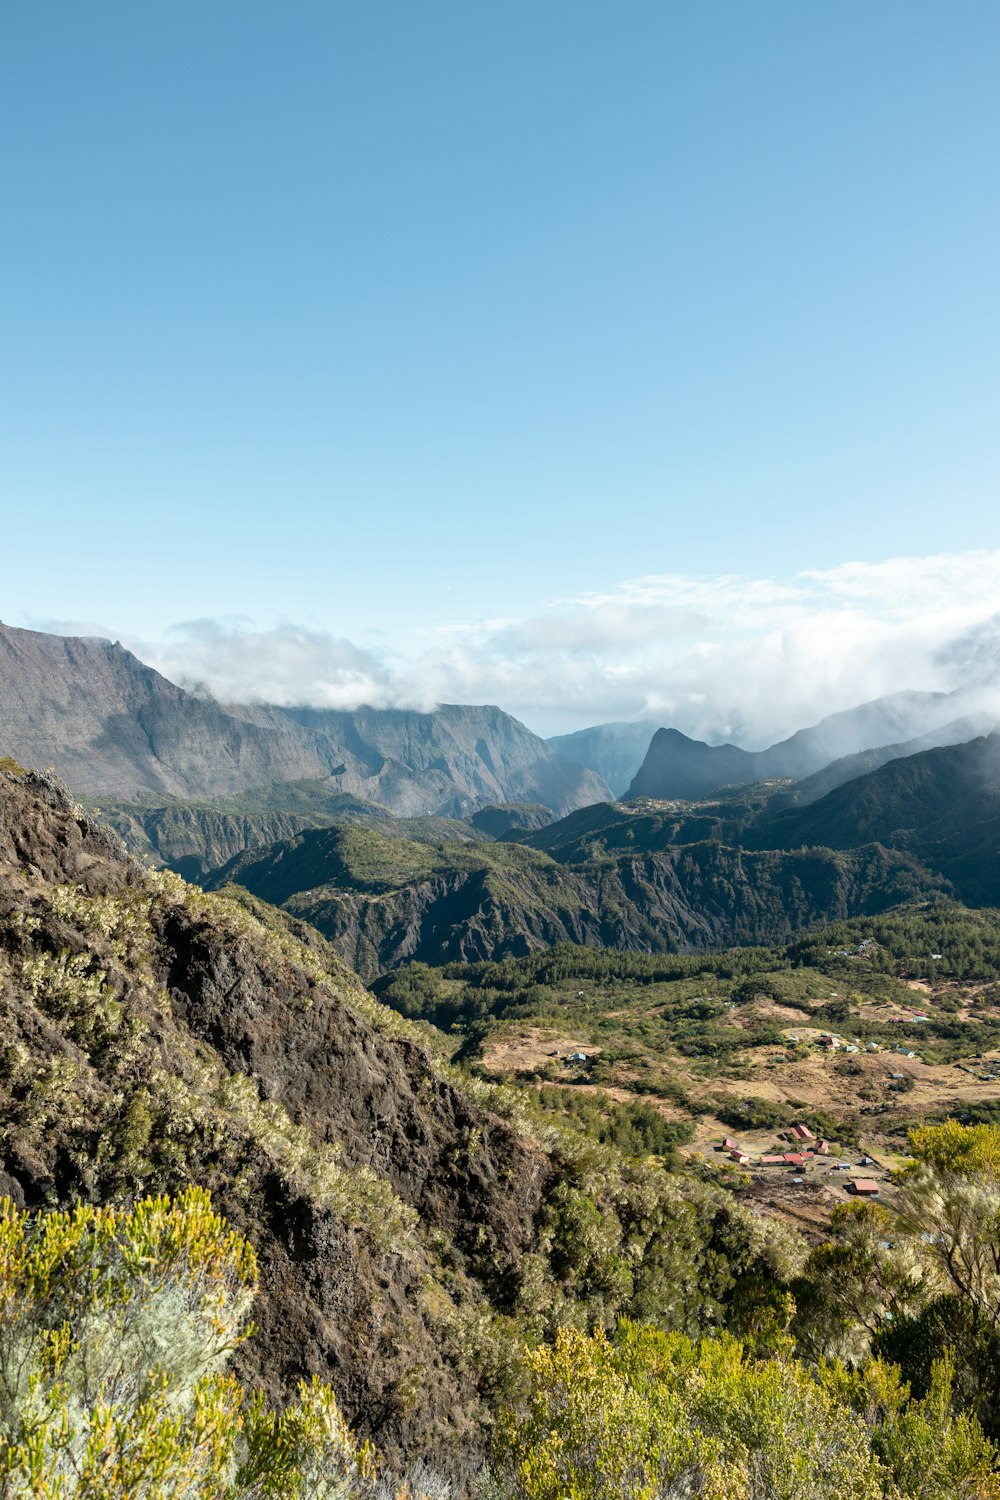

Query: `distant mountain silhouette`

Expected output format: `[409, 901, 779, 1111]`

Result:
[547, 721, 659, 796]
[626, 691, 983, 800]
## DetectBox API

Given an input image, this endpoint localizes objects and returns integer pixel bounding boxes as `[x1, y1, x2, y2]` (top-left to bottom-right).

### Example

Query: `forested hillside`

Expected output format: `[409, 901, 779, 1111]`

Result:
[207, 819, 942, 978]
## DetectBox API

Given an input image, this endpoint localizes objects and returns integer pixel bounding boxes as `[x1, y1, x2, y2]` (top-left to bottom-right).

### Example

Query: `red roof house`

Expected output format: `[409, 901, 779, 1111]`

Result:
[790, 1124, 815, 1142]
[850, 1179, 880, 1195]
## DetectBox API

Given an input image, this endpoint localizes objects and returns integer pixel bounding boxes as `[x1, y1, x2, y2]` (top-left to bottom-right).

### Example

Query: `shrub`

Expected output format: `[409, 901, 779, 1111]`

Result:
[0, 1188, 439, 1499]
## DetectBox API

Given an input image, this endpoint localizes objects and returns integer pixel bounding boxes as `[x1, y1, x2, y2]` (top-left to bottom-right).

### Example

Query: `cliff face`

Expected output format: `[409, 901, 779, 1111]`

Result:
[0, 622, 610, 816]
[0, 623, 322, 799]
[0, 764, 793, 1476]
[0, 766, 552, 1466]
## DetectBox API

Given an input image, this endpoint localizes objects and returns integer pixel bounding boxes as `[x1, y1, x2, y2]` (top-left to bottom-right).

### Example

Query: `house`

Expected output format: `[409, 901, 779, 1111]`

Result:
[783, 1153, 805, 1167]
[817, 1140, 830, 1154]
[723, 1137, 741, 1152]
[568, 1052, 589, 1063]
[850, 1179, 880, 1195]
[761, 1155, 785, 1166]
[790, 1124, 815, 1143]
[729, 1150, 751, 1165]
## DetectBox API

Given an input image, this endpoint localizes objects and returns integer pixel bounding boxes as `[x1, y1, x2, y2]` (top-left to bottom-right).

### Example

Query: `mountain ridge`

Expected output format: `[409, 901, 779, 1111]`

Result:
[0, 622, 610, 817]
[627, 690, 987, 800]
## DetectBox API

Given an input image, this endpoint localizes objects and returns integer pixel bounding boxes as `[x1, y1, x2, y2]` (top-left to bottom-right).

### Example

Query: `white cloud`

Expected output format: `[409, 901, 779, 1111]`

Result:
[27, 550, 1000, 743]
[134, 619, 398, 711]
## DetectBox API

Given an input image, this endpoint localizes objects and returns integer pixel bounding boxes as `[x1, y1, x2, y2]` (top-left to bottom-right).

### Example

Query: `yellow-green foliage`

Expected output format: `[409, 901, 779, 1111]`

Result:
[0, 1190, 437, 1500]
[496, 1321, 1000, 1500]
[896, 1122, 1000, 1320]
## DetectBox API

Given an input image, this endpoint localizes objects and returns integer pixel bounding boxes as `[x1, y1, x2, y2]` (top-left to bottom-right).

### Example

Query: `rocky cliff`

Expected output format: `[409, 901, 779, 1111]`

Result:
[0, 764, 551, 1467]
[0, 763, 784, 1475]
[0, 622, 610, 816]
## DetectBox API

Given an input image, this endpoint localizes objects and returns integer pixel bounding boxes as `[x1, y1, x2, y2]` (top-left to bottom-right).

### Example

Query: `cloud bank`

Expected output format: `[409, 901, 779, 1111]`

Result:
[33, 550, 1000, 744]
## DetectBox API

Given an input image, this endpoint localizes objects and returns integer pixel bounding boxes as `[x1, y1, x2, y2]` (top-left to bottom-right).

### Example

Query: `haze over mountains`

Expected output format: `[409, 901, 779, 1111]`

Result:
[546, 720, 660, 797]
[627, 691, 996, 801]
[0, 622, 610, 816]
[4, 620, 1000, 979]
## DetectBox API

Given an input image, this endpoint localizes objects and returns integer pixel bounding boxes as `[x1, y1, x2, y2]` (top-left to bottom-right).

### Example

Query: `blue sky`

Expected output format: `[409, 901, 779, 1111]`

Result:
[2, 3, 999, 735]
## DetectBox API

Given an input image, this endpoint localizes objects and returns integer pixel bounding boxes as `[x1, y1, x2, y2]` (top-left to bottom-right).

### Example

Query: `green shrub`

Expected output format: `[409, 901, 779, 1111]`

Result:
[0, 1189, 439, 1499]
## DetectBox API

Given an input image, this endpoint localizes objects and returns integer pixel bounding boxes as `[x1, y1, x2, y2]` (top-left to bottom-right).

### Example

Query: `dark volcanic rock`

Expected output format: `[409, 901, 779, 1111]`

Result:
[0, 764, 554, 1468]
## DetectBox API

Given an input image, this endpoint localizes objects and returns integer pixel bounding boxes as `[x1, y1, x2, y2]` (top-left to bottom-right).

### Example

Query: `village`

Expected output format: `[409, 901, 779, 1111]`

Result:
[714, 1120, 889, 1201]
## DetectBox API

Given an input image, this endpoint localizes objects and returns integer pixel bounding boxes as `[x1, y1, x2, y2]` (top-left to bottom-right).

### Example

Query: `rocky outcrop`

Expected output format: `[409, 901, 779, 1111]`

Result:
[0, 766, 552, 1468]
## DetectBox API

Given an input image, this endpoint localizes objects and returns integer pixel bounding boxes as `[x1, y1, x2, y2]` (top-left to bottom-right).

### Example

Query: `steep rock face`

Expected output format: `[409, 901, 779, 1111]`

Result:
[0, 767, 553, 1466]
[547, 721, 660, 798]
[0, 622, 610, 817]
[255, 703, 613, 817]
[626, 691, 979, 801]
[100, 802, 334, 878]
[0, 623, 323, 798]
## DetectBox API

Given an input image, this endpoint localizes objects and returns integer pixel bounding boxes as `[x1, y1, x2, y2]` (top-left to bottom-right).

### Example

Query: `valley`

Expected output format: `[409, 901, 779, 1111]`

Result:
[3, 624, 1000, 1492]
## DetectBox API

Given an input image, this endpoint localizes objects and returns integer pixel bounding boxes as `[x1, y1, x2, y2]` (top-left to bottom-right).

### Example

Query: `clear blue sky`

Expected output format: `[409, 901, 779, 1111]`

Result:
[1, 2, 999, 729]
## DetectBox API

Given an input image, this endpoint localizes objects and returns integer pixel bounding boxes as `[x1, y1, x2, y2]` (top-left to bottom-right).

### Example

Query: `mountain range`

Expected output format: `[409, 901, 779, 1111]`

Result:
[626, 691, 994, 800]
[4, 620, 1000, 979]
[0, 622, 609, 816]
[200, 729, 1000, 976]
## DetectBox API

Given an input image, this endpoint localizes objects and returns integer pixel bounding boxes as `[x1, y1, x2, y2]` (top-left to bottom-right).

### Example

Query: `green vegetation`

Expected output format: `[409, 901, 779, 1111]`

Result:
[12, 766, 1000, 1487]
[6, 1163, 1000, 1497]
[495, 1318, 999, 1499]
[372, 904, 1000, 1150]
[0, 1188, 440, 1498]
[215, 816, 945, 980]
